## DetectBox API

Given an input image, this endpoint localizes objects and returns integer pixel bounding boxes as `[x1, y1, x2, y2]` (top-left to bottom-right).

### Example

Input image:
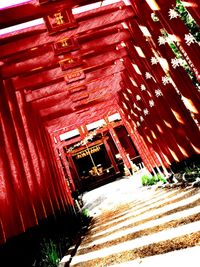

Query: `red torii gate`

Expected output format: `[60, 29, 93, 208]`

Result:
[0, 0, 200, 245]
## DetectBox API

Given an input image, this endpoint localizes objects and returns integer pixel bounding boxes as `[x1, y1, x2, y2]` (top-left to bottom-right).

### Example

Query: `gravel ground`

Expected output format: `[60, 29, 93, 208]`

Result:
[69, 172, 200, 267]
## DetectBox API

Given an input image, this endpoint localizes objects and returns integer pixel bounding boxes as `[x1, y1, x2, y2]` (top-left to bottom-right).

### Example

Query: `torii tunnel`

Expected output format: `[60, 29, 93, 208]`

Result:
[0, 0, 200, 249]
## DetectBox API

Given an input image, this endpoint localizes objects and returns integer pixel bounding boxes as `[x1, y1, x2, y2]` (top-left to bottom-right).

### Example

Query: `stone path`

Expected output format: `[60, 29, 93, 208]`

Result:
[63, 171, 200, 266]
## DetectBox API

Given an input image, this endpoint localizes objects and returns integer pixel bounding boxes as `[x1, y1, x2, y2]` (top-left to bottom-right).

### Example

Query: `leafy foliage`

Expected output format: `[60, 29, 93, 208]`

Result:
[141, 174, 166, 186]
[82, 208, 90, 218]
[37, 235, 71, 267]
[39, 238, 60, 267]
[161, 33, 200, 90]
[168, 40, 196, 82]
[175, 0, 200, 89]
[175, 0, 200, 42]
[160, 1, 200, 90]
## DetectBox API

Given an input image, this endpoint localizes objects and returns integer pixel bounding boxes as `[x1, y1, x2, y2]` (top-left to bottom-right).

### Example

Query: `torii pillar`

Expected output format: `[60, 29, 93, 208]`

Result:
[103, 137, 120, 174]
[105, 117, 132, 174]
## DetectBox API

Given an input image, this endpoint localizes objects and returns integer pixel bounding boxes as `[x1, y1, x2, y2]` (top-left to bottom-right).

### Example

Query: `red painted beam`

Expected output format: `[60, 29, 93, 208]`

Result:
[36, 71, 122, 116]
[25, 60, 125, 102]
[34, 66, 123, 108]
[12, 48, 126, 91]
[0, 0, 101, 29]
[45, 102, 118, 133]
[1, 29, 130, 79]
[0, 5, 133, 59]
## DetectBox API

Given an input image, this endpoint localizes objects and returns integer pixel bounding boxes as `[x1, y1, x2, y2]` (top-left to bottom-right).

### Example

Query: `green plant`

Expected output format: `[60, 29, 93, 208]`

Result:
[82, 208, 90, 218]
[81, 208, 92, 226]
[141, 174, 156, 186]
[156, 173, 167, 183]
[161, 29, 200, 90]
[141, 174, 150, 186]
[175, 0, 200, 89]
[39, 238, 60, 267]
[175, 0, 200, 42]
[141, 174, 166, 186]
[160, 1, 200, 90]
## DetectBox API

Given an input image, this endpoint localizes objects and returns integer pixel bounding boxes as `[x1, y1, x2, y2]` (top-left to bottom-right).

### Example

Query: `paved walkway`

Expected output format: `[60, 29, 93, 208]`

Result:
[61, 170, 200, 266]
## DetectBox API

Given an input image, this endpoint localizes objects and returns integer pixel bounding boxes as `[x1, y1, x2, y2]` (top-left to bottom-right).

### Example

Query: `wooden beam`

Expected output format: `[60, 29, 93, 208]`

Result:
[0, 6, 133, 59]
[0, 0, 102, 29]
[1, 30, 130, 78]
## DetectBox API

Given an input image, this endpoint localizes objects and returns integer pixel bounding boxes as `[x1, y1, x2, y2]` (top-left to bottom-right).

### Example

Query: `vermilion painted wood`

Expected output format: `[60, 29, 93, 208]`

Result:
[121, 117, 155, 172]
[1, 28, 130, 85]
[156, 0, 200, 75]
[0, 80, 37, 238]
[25, 61, 124, 103]
[125, 14, 200, 159]
[36, 72, 121, 121]
[106, 121, 132, 170]
[122, 46, 186, 164]
[1, 0, 199, 245]
[0, 4, 132, 58]
[45, 102, 118, 134]
[0, 1, 138, 244]
[103, 138, 120, 173]
[0, 2, 131, 135]
[16, 90, 56, 216]
[0, 0, 101, 29]
[30, 61, 124, 103]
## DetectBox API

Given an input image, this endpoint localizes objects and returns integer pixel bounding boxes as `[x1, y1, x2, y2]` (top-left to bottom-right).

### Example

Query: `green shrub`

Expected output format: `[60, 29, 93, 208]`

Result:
[142, 175, 150, 186]
[141, 174, 166, 186]
[156, 174, 167, 183]
[82, 208, 90, 218]
[39, 238, 60, 267]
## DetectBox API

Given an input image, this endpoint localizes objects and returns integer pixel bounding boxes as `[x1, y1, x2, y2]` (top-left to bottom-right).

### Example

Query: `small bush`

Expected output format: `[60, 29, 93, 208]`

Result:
[141, 174, 166, 186]
[82, 208, 90, 218]
[141, 175, 151, 186]
[39, 238, 60, 267]
[156, 174, 167, 183]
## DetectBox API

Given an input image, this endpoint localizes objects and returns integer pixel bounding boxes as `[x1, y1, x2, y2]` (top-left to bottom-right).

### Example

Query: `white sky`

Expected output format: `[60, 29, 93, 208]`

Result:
[0, 0, 30, 9]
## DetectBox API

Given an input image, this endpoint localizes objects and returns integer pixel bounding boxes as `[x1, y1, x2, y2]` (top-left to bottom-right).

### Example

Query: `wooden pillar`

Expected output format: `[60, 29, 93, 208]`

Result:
[31, 110, 63, 215]
[49, 142, 74, 209]
[59, 146, 76, 192]
[0, 116, 25, 242]
[16, 90, 51, 217]
[105, 118, 132, 171]
[67, 153, 81, 188]
[1, 79, 39, 230]
[103, 138, 120, 173]
[121, 116, 155, 171]
[79, 125, 87, 138]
